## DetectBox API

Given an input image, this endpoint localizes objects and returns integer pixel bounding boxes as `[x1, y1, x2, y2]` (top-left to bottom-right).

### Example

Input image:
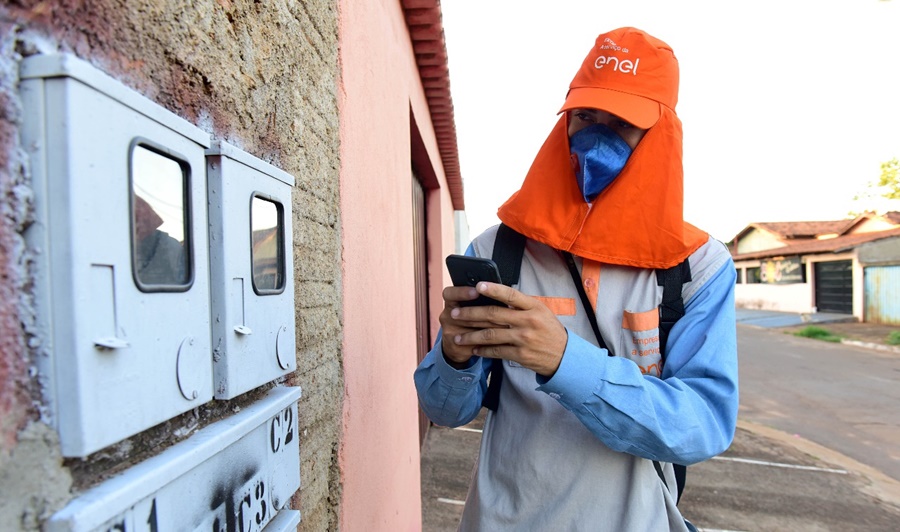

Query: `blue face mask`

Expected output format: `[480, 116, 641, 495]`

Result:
[569, 123, 633, 203]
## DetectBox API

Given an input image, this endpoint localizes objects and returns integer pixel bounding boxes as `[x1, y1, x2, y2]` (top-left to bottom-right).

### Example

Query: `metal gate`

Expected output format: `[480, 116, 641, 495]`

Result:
[814, 260, 853, 314]
[865, 265, 900, 325]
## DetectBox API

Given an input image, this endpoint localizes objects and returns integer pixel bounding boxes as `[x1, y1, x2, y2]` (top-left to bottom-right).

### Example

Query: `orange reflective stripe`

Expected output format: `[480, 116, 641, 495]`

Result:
[622, 309, 659, 331]
[535, 296, 576, 316]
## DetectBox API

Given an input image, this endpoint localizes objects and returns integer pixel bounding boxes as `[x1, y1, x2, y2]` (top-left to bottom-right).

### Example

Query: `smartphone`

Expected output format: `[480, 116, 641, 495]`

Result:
[445, 254, 505, 307]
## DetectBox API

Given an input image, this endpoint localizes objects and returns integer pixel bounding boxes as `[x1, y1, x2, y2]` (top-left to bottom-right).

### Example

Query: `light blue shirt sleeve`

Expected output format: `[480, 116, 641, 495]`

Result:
[413, 242, 491, 427]
[413, 331, 489, 427]
[537, 259, 739, 465]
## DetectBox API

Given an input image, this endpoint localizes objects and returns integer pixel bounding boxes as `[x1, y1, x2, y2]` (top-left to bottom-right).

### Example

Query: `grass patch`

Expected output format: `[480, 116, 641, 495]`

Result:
[888, 331, 900, 346]
[792, 326, 844, 343]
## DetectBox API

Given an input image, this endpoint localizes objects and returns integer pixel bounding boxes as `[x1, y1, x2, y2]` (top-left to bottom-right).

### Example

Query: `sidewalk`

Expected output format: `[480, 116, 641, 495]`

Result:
[736, 308, 900, 353]
[734, 308, 857, 328]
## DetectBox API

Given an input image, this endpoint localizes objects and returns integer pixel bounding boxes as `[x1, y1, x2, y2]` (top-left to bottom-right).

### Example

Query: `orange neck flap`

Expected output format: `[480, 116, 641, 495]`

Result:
[497, 110, 707, 269]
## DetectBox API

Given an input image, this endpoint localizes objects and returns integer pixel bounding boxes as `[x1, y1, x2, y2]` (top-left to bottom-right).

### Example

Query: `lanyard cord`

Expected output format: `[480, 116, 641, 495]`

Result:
[562, 251, 611, 355]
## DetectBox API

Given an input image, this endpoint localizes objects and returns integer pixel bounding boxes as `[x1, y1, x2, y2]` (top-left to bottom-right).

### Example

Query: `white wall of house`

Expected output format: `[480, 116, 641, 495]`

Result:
[736, 228, 787, 254]
[735, 282, 814, 313]
[850, 217, 897, 234]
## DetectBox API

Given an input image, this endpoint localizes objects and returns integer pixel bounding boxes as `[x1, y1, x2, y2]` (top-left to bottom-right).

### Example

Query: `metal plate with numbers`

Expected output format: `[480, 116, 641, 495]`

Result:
[47, 387, 302, 532]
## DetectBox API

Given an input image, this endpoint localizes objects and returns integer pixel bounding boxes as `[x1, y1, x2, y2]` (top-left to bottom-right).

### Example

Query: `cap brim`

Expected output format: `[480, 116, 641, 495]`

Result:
[559, 87, 660, 129]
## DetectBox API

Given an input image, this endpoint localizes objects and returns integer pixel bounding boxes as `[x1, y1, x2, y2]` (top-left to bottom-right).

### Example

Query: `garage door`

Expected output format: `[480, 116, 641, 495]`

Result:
[865, 265, 900, 325]
[815, 260, 853, 314]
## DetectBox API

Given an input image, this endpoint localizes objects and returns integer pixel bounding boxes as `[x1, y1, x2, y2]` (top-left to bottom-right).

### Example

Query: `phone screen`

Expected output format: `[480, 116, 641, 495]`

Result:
[445, 255, 505, 307]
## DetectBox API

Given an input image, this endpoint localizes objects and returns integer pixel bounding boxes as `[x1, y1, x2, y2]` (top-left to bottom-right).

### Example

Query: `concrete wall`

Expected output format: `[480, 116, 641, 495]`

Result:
[0, 2, 343, 530]
[859, 235, 900, 265]
[336, 0, 459, 529]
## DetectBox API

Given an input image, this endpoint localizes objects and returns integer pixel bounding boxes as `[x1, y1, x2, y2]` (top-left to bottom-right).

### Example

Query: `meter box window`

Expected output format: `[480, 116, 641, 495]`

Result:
[19, 54, 214, 457]
[131, 140, 193, 290]
[251, 195, 286, 294]
[48, 387, 303, 531]
[207, 141, 297, 399]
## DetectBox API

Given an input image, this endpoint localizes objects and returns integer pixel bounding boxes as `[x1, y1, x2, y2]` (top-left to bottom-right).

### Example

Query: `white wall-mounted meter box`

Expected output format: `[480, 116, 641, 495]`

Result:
[47, 386, 303, 532]
[206, 141, 296, 399]
[19, 54, 214, 457]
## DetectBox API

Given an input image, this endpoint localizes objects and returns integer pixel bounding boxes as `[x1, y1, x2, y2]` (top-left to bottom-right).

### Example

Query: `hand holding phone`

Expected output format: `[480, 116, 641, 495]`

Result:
[445, 254, 505, 307]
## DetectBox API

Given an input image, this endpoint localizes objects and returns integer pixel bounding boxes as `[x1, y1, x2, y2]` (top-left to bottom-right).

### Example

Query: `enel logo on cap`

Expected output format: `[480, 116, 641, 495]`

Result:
[593, 56, 640, 75]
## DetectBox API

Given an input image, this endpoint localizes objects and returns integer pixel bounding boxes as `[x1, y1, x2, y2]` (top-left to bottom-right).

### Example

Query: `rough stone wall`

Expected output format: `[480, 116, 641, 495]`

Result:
[0, 17, 33, 458]
[0, 2, 343, 531]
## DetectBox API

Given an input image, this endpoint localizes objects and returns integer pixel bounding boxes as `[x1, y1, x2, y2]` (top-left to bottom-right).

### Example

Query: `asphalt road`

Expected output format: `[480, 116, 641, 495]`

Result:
[678, 324, 900, 531]
[420, 319, 900, 531]
[736, 324, 900, 484]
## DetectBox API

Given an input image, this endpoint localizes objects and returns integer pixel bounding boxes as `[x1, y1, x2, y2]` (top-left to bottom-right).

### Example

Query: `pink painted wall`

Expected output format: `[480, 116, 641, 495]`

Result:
[337, 0, 458, 529]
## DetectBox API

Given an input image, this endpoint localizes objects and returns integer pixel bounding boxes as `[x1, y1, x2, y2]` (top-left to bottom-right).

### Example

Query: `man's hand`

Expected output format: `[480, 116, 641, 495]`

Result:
[439, 285, 506, 368]
[443, 282, 568, 377]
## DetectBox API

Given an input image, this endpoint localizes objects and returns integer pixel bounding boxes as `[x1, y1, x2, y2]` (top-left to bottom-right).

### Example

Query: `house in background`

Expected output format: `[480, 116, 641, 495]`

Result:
[731, 212, 900, 325]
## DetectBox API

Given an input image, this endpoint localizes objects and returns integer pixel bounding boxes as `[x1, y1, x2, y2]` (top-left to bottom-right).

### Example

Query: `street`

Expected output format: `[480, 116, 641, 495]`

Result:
[420, 321, 900, 531]
[677, 324, 900, 531]
[736, 324, 900, 483]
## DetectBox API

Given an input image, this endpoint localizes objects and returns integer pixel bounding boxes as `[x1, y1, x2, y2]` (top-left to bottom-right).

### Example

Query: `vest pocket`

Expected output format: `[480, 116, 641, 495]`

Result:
[622, 308, 658, 331]
[622, 309, 663, 376]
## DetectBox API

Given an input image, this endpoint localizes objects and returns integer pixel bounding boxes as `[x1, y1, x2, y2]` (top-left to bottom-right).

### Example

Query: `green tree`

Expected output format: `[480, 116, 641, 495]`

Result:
[876, 157, 900, 200]
[850, 157, 899, 216]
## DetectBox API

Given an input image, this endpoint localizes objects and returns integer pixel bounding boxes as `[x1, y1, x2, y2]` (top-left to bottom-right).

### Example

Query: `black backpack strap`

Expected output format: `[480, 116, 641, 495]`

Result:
[673, 463, 687, 503]
[656, 259, 691, 359]
[656, 258, 692, 504]
[492, 223, 526, 286]
[482, 224, 527, 411]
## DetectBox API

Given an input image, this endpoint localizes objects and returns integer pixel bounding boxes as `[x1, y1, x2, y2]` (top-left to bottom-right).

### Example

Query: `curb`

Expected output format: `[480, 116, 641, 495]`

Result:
[841, 339, 900, 354]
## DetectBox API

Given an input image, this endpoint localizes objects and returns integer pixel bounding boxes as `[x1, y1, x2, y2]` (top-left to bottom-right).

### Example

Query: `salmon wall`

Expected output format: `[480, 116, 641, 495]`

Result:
[337, 0, 458, 529]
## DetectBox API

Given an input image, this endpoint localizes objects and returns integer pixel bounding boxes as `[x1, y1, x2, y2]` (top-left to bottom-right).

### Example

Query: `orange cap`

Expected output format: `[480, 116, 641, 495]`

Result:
[559, 27, 679, 129]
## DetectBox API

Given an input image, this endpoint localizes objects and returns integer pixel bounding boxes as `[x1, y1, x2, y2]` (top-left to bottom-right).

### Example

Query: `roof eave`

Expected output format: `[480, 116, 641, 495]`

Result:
[402, 0, 464, 210]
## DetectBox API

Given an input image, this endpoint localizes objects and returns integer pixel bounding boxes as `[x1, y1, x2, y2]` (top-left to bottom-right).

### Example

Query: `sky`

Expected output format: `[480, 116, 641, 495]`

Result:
[440, 0, 900, 243]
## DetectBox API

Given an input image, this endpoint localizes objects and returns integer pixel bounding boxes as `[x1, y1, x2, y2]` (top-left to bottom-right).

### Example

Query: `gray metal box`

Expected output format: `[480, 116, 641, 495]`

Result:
[20, 54, 213, 457]
[206, 141, 297, 399]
